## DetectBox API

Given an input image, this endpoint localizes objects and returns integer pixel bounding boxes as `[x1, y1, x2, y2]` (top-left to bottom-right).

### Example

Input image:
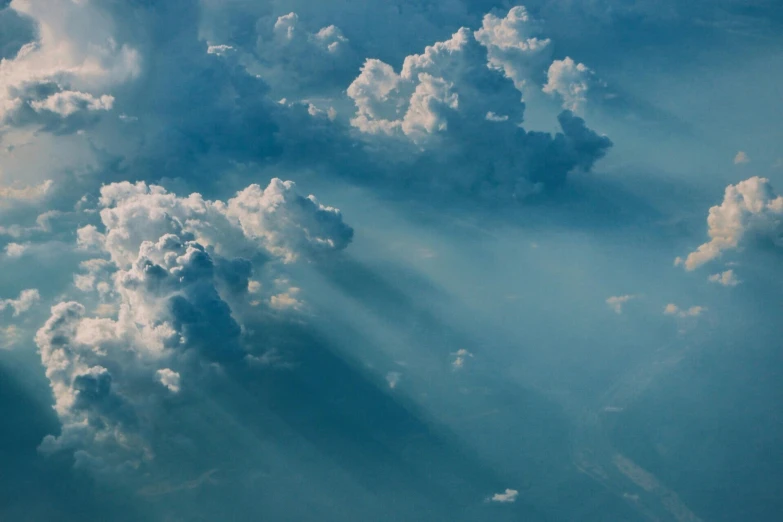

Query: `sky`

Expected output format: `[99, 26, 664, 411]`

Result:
[0, 1, 782, 521]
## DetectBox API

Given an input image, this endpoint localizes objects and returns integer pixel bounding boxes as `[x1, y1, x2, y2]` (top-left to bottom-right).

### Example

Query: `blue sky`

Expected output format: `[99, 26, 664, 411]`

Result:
[1, 1, 782, 521]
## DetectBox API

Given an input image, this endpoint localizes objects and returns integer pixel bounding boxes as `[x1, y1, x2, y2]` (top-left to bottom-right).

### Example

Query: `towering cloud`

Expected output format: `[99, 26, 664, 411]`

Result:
[346, 12, 612, 197]
[35, 177, 352, 468]
[677, 177, 783, 270]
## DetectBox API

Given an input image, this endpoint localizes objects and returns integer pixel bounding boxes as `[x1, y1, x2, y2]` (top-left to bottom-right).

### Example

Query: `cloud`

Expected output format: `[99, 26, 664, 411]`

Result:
[0, 288, 40, 316]
[224, 179, 354, 263]
[83, 178, 352, 267]
[606, 294, 635, 314]
[345, 18, 612, 196]
[543, 57, 594, 113]
[734, 151, 750, 164]
[155, 368, 181, 393]
[252, 12, 356, 98]
[676, 177, 783, 270]
[663, 304, 706, 318]
[708, 269, 740, 287]
[490, 488, 518, 503]
[29, 91, 114, 118]
[473, 6, 551, 93]
[0, 179, 52, 205]
[30, 171, 353, 468]
[0, 0, 139, 132]
[451, 348, 473, 370]
[386, 371, 401, 389]
[4, 241, 28, 257]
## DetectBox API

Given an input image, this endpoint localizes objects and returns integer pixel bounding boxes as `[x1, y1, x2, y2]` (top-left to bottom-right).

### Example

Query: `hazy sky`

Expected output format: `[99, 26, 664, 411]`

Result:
[1, 1, 782, 521]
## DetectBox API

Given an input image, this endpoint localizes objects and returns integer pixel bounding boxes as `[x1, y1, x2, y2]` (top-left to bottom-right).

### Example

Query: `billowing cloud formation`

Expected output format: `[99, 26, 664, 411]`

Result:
[0, 288, 40, 316]
[474, 6, 551, 92]
[81, 178, 352, 266]
[35, 177, 352, 468]
[543, 57, 593, 113]
[0, 0, 139, 131]
[677, 177, 783, 270]
[346, 13, 612, 196]
[253, 12, 355, 97]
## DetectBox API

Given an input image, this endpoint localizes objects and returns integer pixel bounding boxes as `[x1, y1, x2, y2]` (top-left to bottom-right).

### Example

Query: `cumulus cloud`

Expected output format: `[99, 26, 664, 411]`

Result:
[664, 304, 706, 318]
[676, 177, 783, 270]
[473, 6, 551, 92]
[490, 488, 519, 503]
[708, 270, 740, 287]
[0, 0, 139, 131]
[29, 172, 352, 468]
[251, 12, 355, 98]
[83, 178, 352, 267]
[543, 57, 594, 113]
[223, 179, 354, 263]
[606, 294, 635, 314]
[346, 17, 612, 196]
[0, 288, 40, 316]
[155, 368, 181, 393]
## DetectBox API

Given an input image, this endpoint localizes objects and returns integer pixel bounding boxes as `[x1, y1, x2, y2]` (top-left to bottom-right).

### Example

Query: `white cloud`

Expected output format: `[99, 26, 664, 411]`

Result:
[474, 6, 551, 92]
[4, 242, 29, 257]
[270, 288, 303, 311]
[606, 294, 635, 314]
[664, 304, 706, 318]
[29, 91, 114, 117]
[0, 179, 53, 205]
[0, 288, 40, 316]
[155, 368, 181, 393]
[0, 0, 139, 130]
[734, 151, 750, 164]
[708, 270, 740, 287]
[345, 19, 611, 195]
[490, 488, 518, 503]
[543, 57, 593, 113]
[451, 348, 473, 370]
[676, 177, 783, 270]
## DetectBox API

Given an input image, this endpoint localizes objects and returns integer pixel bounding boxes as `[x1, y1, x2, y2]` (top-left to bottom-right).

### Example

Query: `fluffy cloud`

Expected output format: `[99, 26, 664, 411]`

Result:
[252, 12, 356, 98]
[224, 179, 353, 263]
[0, 288, 40, 316]
[708, 269, 740, 287]
[33, 175, 352, 468]
[663, 304, 706, 318]
[543, 57, 594, 113]
[346, 15, 612, 196]
[490, 488, 518, 503]
[0, 0, 139, 131]
[676, 177, 783, 270]
[473, 6, 551, 93]
[155, 368, 181, 393]
[83, 178, 352, 267]
[606, 294, 635, 314]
